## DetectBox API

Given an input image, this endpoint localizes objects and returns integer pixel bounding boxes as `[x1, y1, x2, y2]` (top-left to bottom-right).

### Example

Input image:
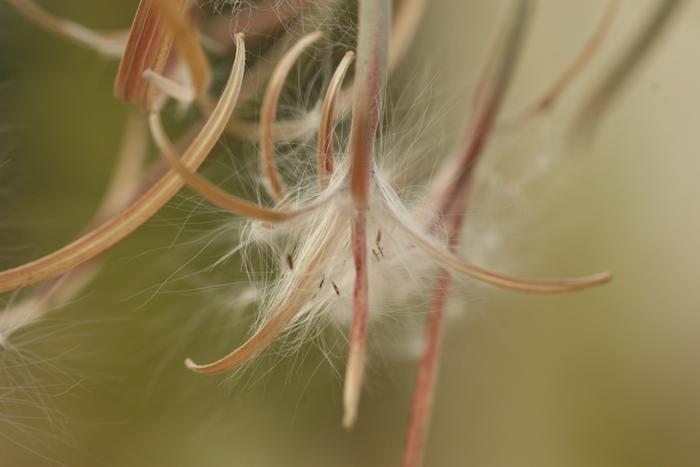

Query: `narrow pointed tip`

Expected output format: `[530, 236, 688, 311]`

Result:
[593, 271, 613, 285]
[184, 357, 214, 374]
[342, 397, 358, 430]
[185, 357, 215, 375]
[342, 340, 365, 431]
[342, 417, 356, 431]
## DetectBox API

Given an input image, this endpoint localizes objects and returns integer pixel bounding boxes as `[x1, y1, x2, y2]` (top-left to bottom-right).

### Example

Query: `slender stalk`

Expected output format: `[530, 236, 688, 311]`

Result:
[389, 0, 428, 71]
[348, 1, 389, 206]
[572, 0, 685, 138]
[404, 3, 532, 465]
[185, 212, 345, 375]
[402, 251, 454, 467]
[0, 114, 148, 337]
[436, 0, 531, 216]
[0, 35, 246, 294]
[152, 0, 211, 97]
[150, 111, 346, 223]
[259, 31, 323, 201]
[503, 0, 621, 128]
[114, 0, 187, 110]
[318, 51, 355, 188]
[220, 0, 425, 142]
[6, 0, 125, 56]
[343, 209, 370, 429]
[143, 69, 196, 103]
[343, 0, 391, 430]
[383, 198, 611, 293]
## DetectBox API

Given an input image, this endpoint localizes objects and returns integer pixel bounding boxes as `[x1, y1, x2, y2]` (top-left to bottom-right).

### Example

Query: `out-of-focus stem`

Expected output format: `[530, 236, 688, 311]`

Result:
[403, 201, 464, 467]
[405, 3, 532, 465]
[572, 0, 685, 138]
[151, 0, 211, 98]
[435, 0, 531, 216]
[0, 113, 148, 337]
[6, 0, 125, 56]
[503, 0, 621, 128]
[0, 36, 246, 293]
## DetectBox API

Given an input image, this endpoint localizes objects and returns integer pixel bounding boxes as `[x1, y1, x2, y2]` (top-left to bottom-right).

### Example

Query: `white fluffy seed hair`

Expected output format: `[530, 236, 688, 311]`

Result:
[214, 106, 577, 368]
[233, 176, 439, 349]
[155, 0, 595, 371]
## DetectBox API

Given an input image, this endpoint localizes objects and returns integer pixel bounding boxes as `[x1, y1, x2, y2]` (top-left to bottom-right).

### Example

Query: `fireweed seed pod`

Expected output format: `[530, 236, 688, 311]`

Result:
[0, 1, 692, 466]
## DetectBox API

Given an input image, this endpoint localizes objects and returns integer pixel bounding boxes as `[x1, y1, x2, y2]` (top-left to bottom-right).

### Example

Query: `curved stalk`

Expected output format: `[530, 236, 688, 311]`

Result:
[317, 51, 355, 188]
[0, 35, 246, 294]
[149, 112, 346, 223]
[259, 31, 323, 201]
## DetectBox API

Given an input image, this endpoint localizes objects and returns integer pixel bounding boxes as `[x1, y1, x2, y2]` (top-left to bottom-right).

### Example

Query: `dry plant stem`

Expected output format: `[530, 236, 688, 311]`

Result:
[223, 0, 425, 142]
[0, 35, 246, 294]
[143, 69, 196, 103]
[185, 215, 344, 374]
[0, 114, 148, 336]
[333, 0, 428, 118]
[115, 0, 186, 110]
[503, 0, 621, 127]
[404, 3, 610, 463]
[572, 0, 685, 138]
[384, 193, 612, 292]
[317, 51, 355, 188]
[5, 0, 125, 56]
[260, 31, 323, 201]
[342, 210, 370, 429]
[343, 0, 390, 430]
[402, 226, 459, 467]
[151, 0, 211, 98]
[94, 114, 151, 223]
[203, 31, 323, 143]
[234, 31, 303, 113]
[387, 2, 611, 295]
[436, 0, 531, 218]
[185, 287, 314, 374]
[389, 0, 428, 71]
[403, 5, 528, 467]
[149, 112, 347, 223]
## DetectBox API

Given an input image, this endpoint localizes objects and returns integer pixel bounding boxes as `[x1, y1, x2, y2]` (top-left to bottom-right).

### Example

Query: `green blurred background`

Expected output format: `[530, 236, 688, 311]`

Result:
[1, 1, 700, 466]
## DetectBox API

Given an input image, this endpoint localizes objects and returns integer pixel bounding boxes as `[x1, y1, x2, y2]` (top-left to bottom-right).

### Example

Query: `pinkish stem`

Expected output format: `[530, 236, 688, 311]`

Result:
[344, 210, 370, 429]
[404, 3, 531, 465]
[404, 191, 469, 467]
[343, 0, 390, 429]
[402, 269, 452, 467]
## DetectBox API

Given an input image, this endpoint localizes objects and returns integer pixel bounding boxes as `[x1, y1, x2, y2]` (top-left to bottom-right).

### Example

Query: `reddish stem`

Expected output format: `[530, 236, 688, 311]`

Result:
[402, 270, 452, 467]
[404, 3, 531, 465]
[344, 210, 370, 429]
[403, 197, 467, 467]
[343, 0, 390, 429]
